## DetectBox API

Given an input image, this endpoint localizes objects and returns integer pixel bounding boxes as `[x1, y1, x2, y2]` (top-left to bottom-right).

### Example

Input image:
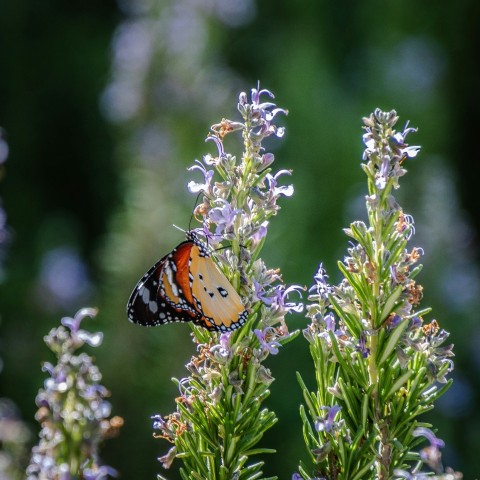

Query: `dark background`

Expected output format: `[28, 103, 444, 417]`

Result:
[0, 0, 479, 478]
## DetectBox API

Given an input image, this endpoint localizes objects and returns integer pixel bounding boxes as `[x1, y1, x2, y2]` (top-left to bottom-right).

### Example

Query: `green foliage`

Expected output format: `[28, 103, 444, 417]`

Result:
[152, 87, 301, 479]
[297, 110, 457, 479]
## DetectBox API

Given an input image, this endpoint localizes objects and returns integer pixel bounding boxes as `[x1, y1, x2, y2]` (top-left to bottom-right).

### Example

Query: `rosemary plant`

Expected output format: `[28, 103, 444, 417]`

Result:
[27, 308, 122, 479]
[297, 110, 459, 479]
[153, 87, 302, 480]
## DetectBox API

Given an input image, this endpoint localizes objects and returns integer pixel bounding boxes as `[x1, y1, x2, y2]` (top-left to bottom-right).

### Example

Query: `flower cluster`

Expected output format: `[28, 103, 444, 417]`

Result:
[190, 86, 303, 331]
[394, 427, 462, 479]
[153, 87, 302, 479]
[0, 398, 31, 479]
[27, 308, 122, 479]
[188, 87, 302, 319]
[296, 110, 456, 479]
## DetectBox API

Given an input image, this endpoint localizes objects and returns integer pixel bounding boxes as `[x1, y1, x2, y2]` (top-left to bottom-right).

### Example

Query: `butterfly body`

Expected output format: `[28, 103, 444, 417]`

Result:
[127, 232, 248, 332]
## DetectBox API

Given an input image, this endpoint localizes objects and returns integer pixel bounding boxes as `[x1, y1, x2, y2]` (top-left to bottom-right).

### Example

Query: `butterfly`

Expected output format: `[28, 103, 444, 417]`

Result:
[127, 231, 248, 332]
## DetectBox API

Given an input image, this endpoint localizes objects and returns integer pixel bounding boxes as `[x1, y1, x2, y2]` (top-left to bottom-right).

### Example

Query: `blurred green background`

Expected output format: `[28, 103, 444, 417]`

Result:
[1, 0, 479, 478]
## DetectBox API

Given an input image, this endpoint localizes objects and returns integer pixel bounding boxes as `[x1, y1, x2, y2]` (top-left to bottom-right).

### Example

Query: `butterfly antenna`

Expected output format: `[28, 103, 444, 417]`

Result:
[173, 224, 186, 234]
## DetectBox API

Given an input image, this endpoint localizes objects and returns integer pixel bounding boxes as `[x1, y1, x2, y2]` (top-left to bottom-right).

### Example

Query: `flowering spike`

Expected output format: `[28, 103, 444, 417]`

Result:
[27, 308, 121, 479]
[153, 86, 301, 478]
[297, 110, 458, 480]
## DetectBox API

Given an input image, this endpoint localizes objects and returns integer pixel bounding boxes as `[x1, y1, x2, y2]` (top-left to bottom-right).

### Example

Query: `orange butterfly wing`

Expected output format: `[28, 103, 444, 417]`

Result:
[188, 244, 247, 330]
[127, 237, 248, 332]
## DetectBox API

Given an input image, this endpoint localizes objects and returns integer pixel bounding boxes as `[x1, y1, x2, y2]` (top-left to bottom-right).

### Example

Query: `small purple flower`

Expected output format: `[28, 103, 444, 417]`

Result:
[270, 284, 304, 314]
[41, 362, 55, 376]
[356, 331, 370, 358]
[152, 414, 167, 431]
[315, 405, 341, 433]
[61, 307, 98, 334]
[247, 87, 288, 139]
[309, 263, 333, 301]
[77, 330, 104, 347]
[375, 157, 390, 190]
[83, 465, 118, 480]
[208, 200, 242, 236]
[393, 469, 430, 480]
[393, 129, 420, 158]
[387, 314, 403, 330]
[313, 313, 345, 345]
[206, 133, 226, 158]
[254, 327, 281, 355]
[260, 152, 275, 171]
[324, 313, 335, 331]
[158, 445, 177, 469]
[60, 308, 103, 347]
[265, 170, 294, 199]
[251, 222, 268, 245]
[197, 224, 218, 243]
[402, 145, 420, 158]
[253, 279, 269, 304]
[251, 86, 274, 106]
[238, 91, 248, 106]
[187, 159, 214, 194]
[210, 332, 232, 361]
[412, 427, 445, 472]
[412, 427, 445, 449]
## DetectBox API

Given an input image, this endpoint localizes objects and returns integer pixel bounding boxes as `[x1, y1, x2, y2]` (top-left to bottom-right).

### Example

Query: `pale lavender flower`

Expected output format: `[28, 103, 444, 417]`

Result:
[393, 470, 430, 480]
[253, 279, 270, 304]
[255, 327, 282, 355]
[187, 159, 214, 194]
[315, 313, 345, 344]
[356, 331, 370, 358]
[84, 466, 118, 480]
[265, 170, 294, 199]
[315, 405, 342, 433]
[413, 427, 445, 473]
[408, 316, 423, 331]
[251, 222, 268, 245]
[61, 307, 103, 347]
[324, 313, 335, 331]
[376, 158, 390, 189]
[158, 446, 177, 469]
[208, 200, 242, 236]
[206, 133, 226, 158]
[269, 284, 304, 313]
[210, 332, 232, 362]
[260, 152, 275, 171]
[152, 414, 168, 431]
[248, 87, 288, 139]
[152, 414, 176, 442]
[309, 263, 333, 302]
